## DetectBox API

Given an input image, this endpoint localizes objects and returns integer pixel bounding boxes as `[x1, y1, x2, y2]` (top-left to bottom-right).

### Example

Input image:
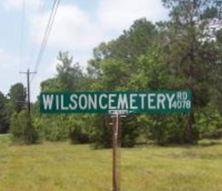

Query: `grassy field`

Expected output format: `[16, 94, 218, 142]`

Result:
[0, 135, 222, 191]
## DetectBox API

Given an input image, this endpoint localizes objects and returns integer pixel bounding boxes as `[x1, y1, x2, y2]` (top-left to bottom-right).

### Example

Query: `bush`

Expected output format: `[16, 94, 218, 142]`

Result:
[36, 115, 69, 142]
[33, 114, 92, 143]
[195, 107, 222, 139]
[121, 115, 140, 147]
[138, 114, 199, 145]
[10, 110, 39, 144]
[202, 129, 222, 139]
[91, 115, 139, 148]
[69, 119, 90, 144]
[91, 115, 113, 148]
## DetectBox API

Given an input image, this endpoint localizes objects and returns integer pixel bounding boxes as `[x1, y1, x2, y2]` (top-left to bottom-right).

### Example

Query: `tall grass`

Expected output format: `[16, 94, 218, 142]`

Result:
[0, 135, 221, 191]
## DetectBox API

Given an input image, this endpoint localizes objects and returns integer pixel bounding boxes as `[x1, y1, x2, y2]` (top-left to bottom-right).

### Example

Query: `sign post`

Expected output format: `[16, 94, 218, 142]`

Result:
[113, 113, 119, 191]
[39, 90, 192, 191]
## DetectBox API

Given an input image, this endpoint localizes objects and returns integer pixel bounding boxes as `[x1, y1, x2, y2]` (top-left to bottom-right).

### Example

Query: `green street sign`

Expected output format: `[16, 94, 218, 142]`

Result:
[39, 90, 192, 114]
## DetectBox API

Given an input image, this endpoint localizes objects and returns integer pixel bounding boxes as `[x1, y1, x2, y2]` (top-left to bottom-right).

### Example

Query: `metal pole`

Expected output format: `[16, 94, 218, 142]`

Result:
[113, 113, 120, 191]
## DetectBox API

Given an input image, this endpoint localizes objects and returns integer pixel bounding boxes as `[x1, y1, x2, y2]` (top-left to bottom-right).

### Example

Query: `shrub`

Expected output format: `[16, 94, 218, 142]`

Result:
[138, 114, 199, 145]
[91, 115, 113, 148]
[202, 129, 222, 139]
[92, 115, 139, 148]
[69, 119, 90, 144]
[121, 115, 140, 147]
[37, 115, 69, 142]
[10, 110, 39, 144]
[195, 107, 222, 139]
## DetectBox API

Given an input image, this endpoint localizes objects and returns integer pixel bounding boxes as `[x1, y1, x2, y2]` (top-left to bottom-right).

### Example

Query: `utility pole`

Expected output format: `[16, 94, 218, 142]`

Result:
[20, 69, 36, 115]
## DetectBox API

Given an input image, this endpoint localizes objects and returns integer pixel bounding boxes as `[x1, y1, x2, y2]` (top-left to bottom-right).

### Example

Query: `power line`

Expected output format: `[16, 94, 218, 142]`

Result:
[33, 0, 60, 73]
[18, 0, 26, 82]
[27, 0, 46, 70]
[31, 0, 60, 82]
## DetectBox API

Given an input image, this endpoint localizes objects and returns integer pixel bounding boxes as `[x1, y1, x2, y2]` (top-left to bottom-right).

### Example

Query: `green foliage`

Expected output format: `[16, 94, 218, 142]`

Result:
[91, 115, 140, 148]
[138, 114, 199, 145]
[86, 19, 159, 147]
[0, 91, 10, 133]
[8, 83, 26, 113]
[91, 115, 113, 148]
[129, 45, 170, 89]
[99, 59, 129, 89]
[158, 0, 222, 143]
[37, 52, 91, 142]
[56, 51, 84, 90]
[28, 2, 222, 147]
[10, 111, 39, 144]
[195, 106, 222, 139]
[34, 114, 92, 144]
[41, 77, 62, 92]
[1, 0, 222, 150]
[68, 115, 92, 144]
[121, 115, 140, 147]
[35, 115, 69, 142]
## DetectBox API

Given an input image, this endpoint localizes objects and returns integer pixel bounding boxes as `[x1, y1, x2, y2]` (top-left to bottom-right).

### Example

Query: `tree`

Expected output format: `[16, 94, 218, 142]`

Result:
[10, 110, 39, 144]
[36, 51, 91, 143]
[0, 92, 9, 133]
[32, 6, 222, 145]
[56, 51, 84, 90]
[87, 18, 157, 81]
[86, 19, 159, 147]
[210, 28, 222, 112]
[129, 44, 170, 89]
[161, 0, 222, 143]
[8, 83, 26, 113]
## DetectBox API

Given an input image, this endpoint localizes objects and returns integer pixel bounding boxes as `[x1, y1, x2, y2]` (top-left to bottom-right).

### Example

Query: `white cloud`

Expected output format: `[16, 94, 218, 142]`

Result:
[0, 49, 22, 94]
[31, 5, 104, 51]
[97, 0, 168, 32]
[30, 1, 168, 64]
[3, 0, 43, 11]
[31, 0, 169, 49]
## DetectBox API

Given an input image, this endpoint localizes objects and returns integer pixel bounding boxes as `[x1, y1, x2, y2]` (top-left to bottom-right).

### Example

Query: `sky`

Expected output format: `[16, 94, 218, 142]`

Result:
[0, 0, 169, 101]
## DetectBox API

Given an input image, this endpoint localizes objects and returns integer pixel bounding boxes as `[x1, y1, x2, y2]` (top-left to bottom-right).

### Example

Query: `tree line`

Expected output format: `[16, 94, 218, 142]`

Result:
[1, 0, 222, 146]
